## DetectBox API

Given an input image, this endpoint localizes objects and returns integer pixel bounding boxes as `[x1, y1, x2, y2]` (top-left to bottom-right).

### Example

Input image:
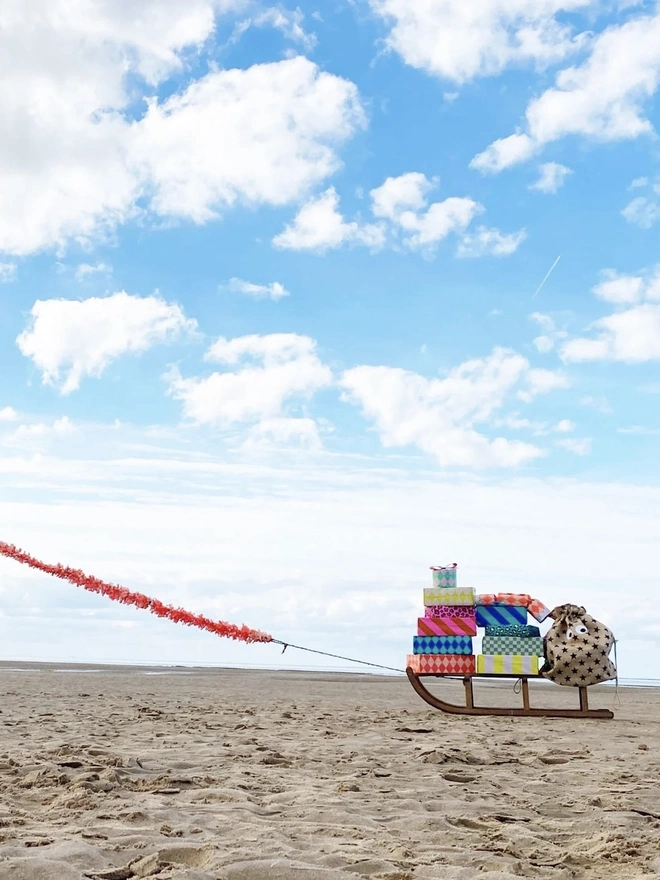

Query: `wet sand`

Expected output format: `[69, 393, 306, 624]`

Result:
[0, 663, 658, 879]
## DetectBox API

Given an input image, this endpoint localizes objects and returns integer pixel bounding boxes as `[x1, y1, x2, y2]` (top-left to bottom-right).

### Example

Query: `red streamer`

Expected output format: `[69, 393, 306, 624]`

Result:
[0, 541, 273, 645]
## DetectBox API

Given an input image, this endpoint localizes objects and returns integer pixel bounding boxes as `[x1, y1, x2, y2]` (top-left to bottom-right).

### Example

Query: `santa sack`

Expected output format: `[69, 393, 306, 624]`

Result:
[541, 604, 616, 687]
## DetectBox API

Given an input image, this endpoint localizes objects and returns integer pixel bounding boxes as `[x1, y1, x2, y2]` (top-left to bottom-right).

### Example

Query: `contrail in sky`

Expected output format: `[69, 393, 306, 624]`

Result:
[532, 255, 561, 299]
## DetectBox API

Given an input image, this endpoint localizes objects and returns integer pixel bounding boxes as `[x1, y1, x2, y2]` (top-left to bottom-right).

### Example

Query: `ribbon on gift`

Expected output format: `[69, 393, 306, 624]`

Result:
[476, 593, 551, 622]
[412, 635, 473, 655]
[476, 604, 528, 628]
[418, 616, 477, 637]
[424, 588, 475, 607]
[483, 624, 541, 638]
[407, 653, 476, 675]
[476, 654, 540, 675]
[481, 635, 544, 656]
[425, 605, 476, 620]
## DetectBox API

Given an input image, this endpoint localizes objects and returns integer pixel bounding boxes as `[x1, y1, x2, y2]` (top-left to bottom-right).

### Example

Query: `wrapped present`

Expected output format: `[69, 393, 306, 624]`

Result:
[476, 604, 527, 627]
[484, 624, 541, 638]
[412, 635, 473, 655]
[476, 593, 551, 623]
[528, 598, 551, 623]
[424, 588, 475, 607]
[430, 564, 457, 588]
[425, 604, 476, 620]
[407, 653, 476, 675]
[482, 635, 544, 656]
[477, 593, 529, 607]
[418, 616, 477, 637]
[476, 654, 539, 675]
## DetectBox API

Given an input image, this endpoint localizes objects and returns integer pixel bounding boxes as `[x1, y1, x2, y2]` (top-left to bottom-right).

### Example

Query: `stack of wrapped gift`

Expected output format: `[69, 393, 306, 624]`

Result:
[406, 564, 477, 674]
[475, 593, 551, 675]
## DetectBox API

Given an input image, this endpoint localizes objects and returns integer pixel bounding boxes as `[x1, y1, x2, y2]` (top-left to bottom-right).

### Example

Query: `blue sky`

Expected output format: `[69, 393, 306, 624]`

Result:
[1, 0, 660, 679]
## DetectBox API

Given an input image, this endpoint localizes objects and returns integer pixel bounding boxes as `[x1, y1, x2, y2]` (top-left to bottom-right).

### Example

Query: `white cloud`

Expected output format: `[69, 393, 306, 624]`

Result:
[555, 419, 574, 433]
[517, 367, 570, 402]
[622, 185, 660, 228]
[369, 173, 482, 251]
[0, 407, 19, 422]
[16, 292, 196, 394]
[562, 303, 660, 363]
[563, 266, 660, 362]
[251, 7, 317, 50]
[618, 425, 660, 435]
[580, 395, 612, 413]
[592, 269, 645, 304]
[0, 261, 17, 282]
[529, 162, 572, 194]
[75, 262, 112, 282]
[273, 172, 522, 257]
[243, 417, 323, 450]
[471, 134, 537, 173]
[226, 277, 290, 301]
[168, 333, 332, 426]
[340, 347, 571, 468]
[133, 58, 363, 224]
[456, 226, 527, 258]
[529, 311, 568, 353]
[471, 10, 660, 172]
[11, 416, 76, 441]
[533, 335, 556, 354]
[368, 0, 589, 85]
[272, 188, 384, 252]
[370, 172, 433, 219]
[557, 436, 592, 455]
[0, 2, 364, 256]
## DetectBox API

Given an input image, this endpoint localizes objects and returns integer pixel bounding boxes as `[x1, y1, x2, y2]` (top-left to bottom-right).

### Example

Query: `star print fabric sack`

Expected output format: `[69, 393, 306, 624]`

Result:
[541, 604, 616, 687]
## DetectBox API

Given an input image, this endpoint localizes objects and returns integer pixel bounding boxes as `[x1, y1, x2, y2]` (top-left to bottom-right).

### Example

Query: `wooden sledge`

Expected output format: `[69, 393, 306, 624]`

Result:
[406, 667, 614, 719]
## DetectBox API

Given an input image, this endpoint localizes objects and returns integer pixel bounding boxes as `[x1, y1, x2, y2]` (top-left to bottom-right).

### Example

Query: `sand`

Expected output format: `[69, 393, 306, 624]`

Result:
[0, 663, 659, 880]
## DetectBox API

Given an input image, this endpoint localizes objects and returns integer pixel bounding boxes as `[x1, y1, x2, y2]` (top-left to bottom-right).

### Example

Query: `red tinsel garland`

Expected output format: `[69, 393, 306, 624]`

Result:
[0, 541, 273, 645]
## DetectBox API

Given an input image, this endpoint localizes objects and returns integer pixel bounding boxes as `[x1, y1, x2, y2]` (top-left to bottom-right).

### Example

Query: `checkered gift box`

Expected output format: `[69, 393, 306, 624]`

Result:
[407, 654, 476, 675]
[430, 564, 457, 588]
[482, 635, 544, 656]
[476, 604, 527, 628]
[476, 654, 540, 675]
[412, 635, 473, 655]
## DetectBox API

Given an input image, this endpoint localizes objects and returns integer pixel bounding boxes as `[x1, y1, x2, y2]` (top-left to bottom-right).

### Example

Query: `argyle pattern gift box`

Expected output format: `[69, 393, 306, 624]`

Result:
[476, 654, 540, 675]
[424, 588, 475, 607]
[430, 564, 458, 589]
[412, 635, 473, 655]
[418, 616, 477, 637]
[407, 654, 476, 675]
[481, 635, 544, 656]
[475, 604, 527, 628]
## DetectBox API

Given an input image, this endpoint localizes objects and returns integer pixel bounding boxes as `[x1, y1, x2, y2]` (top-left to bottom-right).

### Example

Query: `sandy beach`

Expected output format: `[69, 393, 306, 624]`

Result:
[0, 663, 659, 880]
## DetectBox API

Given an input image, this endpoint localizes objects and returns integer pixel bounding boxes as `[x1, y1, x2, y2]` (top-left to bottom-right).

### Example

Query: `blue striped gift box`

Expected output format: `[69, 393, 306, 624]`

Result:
[475, 604, 527, 628]
[412, 635, 473, 655]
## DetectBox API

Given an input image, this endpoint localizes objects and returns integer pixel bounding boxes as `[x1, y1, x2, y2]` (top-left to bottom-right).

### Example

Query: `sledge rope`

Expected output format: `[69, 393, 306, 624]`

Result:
[0, 542, 403, 674]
